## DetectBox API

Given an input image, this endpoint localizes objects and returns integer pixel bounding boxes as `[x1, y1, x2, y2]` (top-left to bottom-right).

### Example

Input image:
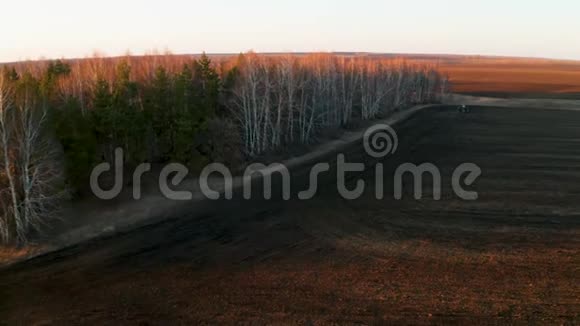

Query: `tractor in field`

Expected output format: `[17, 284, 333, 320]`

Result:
[458, 104, 471, 113]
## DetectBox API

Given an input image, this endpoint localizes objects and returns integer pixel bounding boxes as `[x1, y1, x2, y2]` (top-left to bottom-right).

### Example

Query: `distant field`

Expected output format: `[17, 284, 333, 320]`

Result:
[434, 56, 580, 98]
[314, 54, 580, 98]
[324, 54, 580, 99]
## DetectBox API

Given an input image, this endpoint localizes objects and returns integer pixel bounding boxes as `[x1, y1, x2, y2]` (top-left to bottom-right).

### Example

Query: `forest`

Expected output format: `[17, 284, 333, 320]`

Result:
[0, 52, 446, 245]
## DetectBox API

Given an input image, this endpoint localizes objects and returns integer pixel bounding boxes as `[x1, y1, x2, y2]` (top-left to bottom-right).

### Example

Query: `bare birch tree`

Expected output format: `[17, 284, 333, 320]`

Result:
[230, 53, 444, 157]
[0, 75, 65, 245]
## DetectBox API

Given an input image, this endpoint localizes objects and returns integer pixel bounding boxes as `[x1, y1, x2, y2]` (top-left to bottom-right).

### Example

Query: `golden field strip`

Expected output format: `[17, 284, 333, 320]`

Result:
[435, 56, 580, 97]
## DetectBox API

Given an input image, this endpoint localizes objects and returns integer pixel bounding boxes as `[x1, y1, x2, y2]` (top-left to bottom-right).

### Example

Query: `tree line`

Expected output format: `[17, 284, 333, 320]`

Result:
[0, 52, 447, 245]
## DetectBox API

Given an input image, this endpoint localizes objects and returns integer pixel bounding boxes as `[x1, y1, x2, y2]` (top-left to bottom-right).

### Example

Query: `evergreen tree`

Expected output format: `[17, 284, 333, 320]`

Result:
[91, 78, 114, 160]
[40, 60, 71, 106]
[194, 53, 221, 119]
[2, 66, 19, 82]
[53, 96, 98, 192]
[143, 66, 174, 160]
[110, 61, 145, 164]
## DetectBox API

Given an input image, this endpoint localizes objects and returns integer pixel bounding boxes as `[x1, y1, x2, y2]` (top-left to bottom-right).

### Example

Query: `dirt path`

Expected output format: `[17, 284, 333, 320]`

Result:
[1, 106, 579, 324]
[446, 93, 580, 110]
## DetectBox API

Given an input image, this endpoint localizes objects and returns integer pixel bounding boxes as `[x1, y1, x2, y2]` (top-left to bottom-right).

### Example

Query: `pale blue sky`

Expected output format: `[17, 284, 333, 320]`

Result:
[2, 0, 579, 62]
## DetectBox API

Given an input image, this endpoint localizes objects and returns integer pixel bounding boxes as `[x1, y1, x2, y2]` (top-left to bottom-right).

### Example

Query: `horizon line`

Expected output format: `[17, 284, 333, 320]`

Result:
[3, 50, 580, 65]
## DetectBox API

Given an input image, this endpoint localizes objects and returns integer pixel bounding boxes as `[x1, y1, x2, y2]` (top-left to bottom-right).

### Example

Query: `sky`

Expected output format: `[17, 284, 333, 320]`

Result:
[2, 0, 580, 62]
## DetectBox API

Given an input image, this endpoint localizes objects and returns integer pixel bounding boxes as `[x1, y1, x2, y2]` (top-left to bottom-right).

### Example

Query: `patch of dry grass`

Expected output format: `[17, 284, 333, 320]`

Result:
[0, 245, 45, 267]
